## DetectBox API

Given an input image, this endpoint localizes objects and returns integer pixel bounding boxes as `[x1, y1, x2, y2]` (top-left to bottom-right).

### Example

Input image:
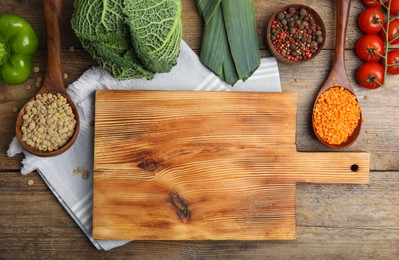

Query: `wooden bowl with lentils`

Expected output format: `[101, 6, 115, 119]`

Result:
[266, 4, 326, 64]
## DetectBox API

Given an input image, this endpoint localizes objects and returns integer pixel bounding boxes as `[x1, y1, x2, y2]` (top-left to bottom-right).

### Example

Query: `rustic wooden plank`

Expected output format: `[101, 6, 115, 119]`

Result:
[0, 171, 79, 228]
[297, 171, 399, 228]
[0, 0, 372, 51]
[0, 171, 398, 258]
[0, 0, 397, 257]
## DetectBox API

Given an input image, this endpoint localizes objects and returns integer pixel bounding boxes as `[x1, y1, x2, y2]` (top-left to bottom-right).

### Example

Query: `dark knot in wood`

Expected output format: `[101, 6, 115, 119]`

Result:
[169, 193, 190, 224]
[138, 160, 159, 172]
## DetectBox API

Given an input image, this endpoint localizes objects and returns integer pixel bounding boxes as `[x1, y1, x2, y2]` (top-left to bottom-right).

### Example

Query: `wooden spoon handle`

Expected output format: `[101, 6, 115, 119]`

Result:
[43, 0, 65, 94]
[330, 0, 352, 86]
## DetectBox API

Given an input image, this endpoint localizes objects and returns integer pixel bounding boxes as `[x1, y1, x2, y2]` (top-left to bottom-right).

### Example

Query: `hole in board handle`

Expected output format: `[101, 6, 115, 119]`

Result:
[351, 164, 359, 172]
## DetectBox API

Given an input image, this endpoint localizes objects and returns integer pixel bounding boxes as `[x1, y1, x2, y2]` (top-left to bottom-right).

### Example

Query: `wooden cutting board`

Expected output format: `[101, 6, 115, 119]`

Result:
[93, 90, 369, 240]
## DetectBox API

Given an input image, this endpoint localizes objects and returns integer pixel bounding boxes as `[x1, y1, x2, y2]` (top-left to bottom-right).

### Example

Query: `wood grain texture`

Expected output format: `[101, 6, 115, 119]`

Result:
[93, 90, 369, 240]
[0, 0, 398, 257]
[1, 171, 397, 258]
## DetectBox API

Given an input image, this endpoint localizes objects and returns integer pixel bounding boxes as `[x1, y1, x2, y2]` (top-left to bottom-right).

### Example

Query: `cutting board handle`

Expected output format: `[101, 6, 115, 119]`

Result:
[293, 152, 369, 184]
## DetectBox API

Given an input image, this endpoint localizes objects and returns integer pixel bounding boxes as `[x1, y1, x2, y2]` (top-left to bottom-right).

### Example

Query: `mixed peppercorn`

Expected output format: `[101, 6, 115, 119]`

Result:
[270, 7, 324, 61]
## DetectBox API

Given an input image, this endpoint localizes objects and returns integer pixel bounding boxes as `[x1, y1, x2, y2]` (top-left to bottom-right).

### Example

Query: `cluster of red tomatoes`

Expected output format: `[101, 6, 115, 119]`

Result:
[356, 0, 399, 89]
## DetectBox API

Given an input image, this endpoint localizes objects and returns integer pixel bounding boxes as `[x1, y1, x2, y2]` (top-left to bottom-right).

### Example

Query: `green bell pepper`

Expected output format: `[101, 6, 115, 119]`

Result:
[0, 13, 38, 85]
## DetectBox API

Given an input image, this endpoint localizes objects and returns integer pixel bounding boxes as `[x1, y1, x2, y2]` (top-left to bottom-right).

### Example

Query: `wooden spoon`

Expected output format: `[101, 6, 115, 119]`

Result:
[312, 0, 361, 149]
[15, 0, 80, 157]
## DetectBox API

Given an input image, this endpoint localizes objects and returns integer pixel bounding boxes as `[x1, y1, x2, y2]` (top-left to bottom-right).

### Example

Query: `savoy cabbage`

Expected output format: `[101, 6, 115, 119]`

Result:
[124, 0, 182, 73]
[71, 0, 182, 80]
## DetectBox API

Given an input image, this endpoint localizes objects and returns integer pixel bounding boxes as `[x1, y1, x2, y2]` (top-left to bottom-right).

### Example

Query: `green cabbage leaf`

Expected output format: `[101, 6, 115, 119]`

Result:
[71, 0, 182, 80]
[124, 0, 182, 73]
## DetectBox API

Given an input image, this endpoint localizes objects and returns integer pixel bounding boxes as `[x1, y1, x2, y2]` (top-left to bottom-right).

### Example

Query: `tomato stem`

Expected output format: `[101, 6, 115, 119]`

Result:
[381, 0, 392, 85]
[374, 51, 386, 59]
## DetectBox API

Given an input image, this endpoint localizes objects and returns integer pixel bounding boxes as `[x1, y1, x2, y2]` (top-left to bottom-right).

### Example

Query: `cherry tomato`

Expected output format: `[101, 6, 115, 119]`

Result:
[386, 49, 399, 75]
[380, 19, 399, 44]
[390, 0, 399, 16]
[357, 62, 384, 89]
[362, 0, 384, 7]
[359, 7, 385, 34]
[356, 34, 385, 61]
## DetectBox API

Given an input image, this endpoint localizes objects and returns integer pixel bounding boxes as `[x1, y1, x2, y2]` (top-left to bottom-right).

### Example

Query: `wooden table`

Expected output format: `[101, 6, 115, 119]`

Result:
[0, 0, 398, 258]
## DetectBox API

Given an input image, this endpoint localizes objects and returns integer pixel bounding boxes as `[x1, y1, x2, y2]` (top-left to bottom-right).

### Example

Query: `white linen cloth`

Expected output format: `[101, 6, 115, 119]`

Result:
[8, 41, 281, 250]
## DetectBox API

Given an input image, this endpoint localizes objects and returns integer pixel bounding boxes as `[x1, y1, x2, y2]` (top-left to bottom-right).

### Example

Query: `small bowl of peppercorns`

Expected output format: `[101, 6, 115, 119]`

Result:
[266, 4, 326, 64]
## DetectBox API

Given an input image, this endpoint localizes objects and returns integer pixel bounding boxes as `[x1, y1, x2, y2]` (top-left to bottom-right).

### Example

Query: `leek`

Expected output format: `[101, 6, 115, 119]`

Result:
[196, 0, 221, 25]
[196, 0, 260, 85]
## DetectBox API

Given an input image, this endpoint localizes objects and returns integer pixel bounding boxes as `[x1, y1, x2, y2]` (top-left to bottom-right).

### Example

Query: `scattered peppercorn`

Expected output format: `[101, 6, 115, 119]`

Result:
[313, 87, 361, 145]
[270, 7, 323, 61]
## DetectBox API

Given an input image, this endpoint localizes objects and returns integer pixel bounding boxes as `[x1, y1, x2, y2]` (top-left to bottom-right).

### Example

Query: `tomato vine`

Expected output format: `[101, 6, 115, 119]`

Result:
[359, 0, 399, 87]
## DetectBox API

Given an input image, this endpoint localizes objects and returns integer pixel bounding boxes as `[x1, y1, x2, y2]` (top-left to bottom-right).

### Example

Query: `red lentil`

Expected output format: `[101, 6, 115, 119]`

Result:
[313, 87, 361, 145]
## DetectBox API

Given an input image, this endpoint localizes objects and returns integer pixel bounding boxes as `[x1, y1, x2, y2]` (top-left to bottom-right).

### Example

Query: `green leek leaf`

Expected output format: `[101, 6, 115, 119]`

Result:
[196, 0, 260, 86]
[196, 0, 222, 25]
[199, 4, 239, 85]
[222, 0, 260, 81]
